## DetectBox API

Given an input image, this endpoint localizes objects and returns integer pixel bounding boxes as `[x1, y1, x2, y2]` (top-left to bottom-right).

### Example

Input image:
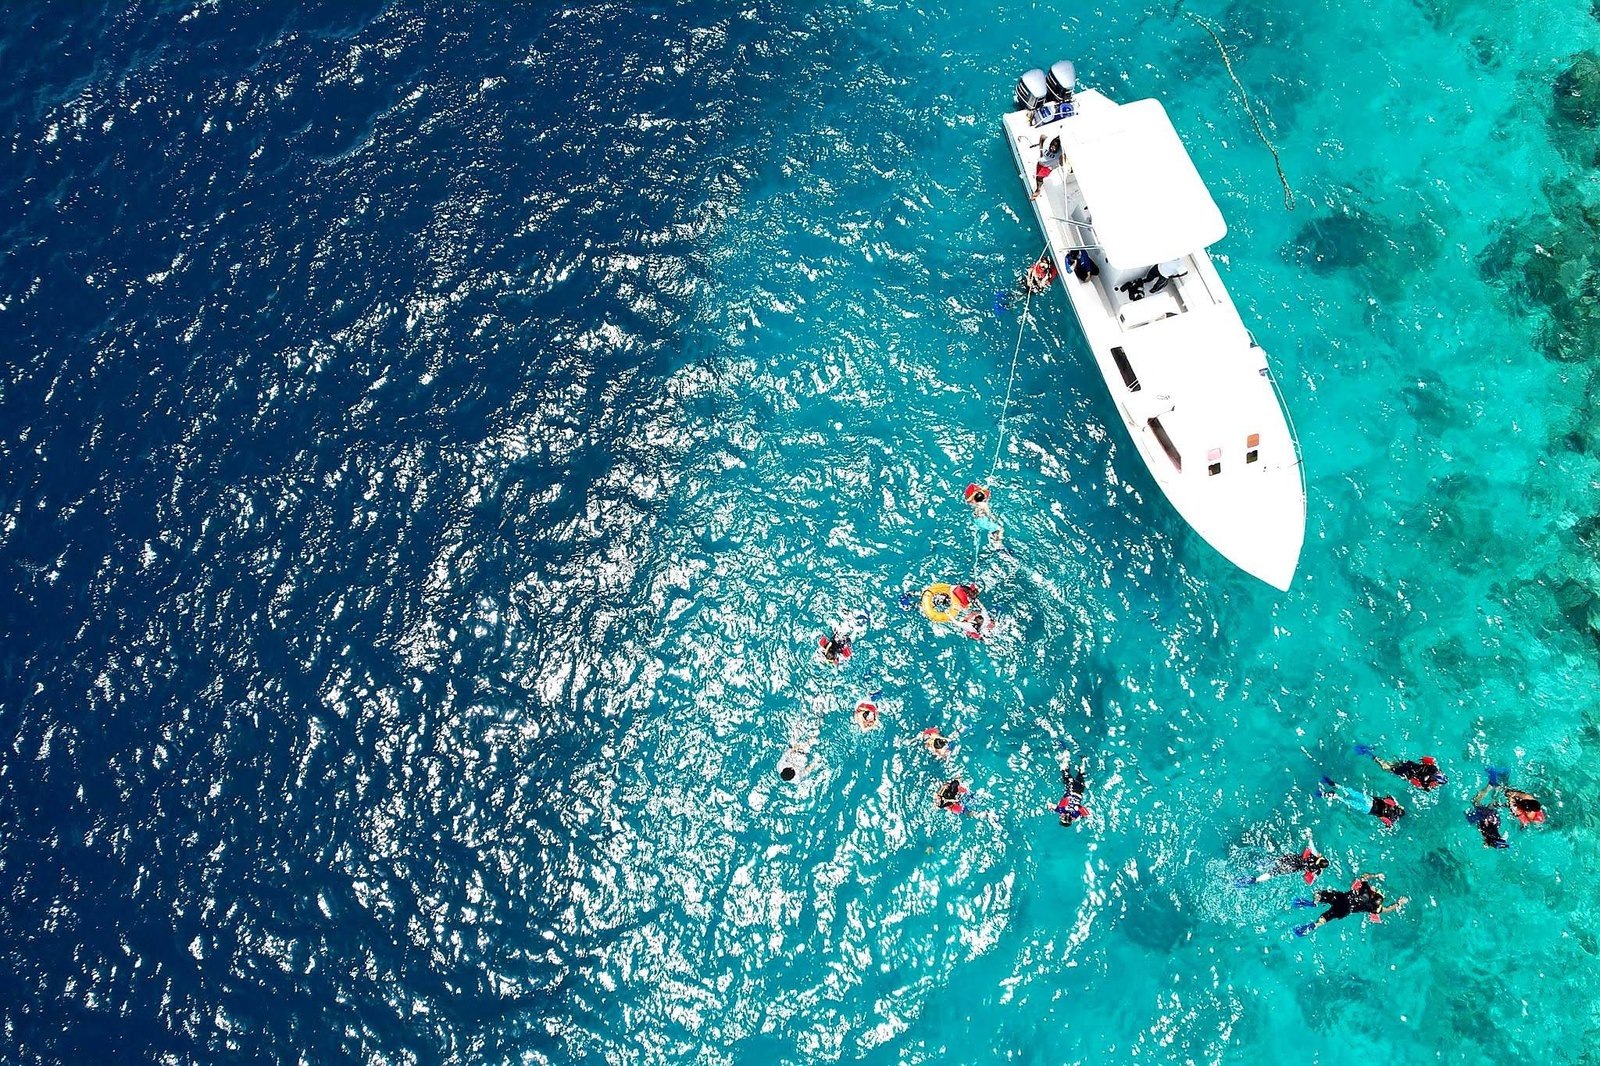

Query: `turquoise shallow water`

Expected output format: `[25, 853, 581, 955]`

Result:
[3, 0, 1599, 1062]
[565, 2, 1600, 1062]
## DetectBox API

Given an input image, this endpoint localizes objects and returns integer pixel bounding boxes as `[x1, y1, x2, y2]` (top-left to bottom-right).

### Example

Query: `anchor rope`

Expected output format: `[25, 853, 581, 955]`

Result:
[970, 244, 1047, 576]
[1180, 7, 1296, 211]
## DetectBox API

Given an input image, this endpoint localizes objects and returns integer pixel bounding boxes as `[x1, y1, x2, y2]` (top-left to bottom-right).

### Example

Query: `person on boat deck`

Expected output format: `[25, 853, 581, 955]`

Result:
[1318, 776, 1405, 827]
[1353, 744, 1447, 791]
[937, 777, 969, 814]
[1239, 847, 1330, 886]
[1030, 135, 1063, 201]
[964, 483, 1004, 546]
[1049, 754, 1090, 827]
[1022, 254, 1057, 295]
[1064, 249, 1099, 282]
[1476, 768, 1547, 828]
[1292, 873, 1407, 937]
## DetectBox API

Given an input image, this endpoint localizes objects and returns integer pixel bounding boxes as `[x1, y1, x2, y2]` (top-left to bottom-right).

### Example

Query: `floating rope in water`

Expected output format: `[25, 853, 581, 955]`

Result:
[970, 249, 1043, 576]
[1179, 7, 1296, 211]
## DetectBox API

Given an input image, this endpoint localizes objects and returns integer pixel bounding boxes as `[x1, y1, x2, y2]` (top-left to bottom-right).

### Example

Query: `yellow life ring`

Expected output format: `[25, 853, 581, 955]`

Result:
[920, 583, 963, 624]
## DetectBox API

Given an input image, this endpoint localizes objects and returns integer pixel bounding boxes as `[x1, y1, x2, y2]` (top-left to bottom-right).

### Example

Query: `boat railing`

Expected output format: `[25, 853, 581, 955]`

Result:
[1253, 330, 1307, 502]
[1047, 215, 1103, 253]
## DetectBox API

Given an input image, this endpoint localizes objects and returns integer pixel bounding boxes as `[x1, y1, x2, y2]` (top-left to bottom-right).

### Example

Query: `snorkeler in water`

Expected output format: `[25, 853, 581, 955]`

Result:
[818, 608, 869, 665]
[1292, 873, 1407, 937]
[1319, 777, 1405, 827]
[936, 777, 968, 814]
[1465, 801, 1510, 849]
[818, 632, 852, 664]
[1238, 847, 1331, 886]
[777, 739, 811, 783]
[1049, 754, 1090, 827]
[1478, 767, 1547, 828]
[964, 483, 1004, 546]
[1352, 744, 1447, 791]
[921, 727, 955, 760]
[852, 691, 883, 732]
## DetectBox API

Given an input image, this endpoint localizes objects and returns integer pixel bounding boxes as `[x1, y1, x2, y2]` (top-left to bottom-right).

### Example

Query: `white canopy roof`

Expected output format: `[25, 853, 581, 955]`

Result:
[1056, 98, 1226, 268]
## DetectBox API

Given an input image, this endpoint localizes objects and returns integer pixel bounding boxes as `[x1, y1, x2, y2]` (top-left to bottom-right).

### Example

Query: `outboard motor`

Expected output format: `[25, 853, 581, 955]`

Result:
[1046, 60, 1076, 102]
[1016, 68, 1049, 111]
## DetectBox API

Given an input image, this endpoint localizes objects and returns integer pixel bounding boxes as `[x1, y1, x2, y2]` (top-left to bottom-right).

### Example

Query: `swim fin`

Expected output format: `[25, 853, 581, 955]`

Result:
[1351, 743, 1375, 757]
[1292, 922, 1316, 938]
[1292, 897, 1317, 909]
[1234, 875, 1259, 888]
[1486, 766, 1509, 786]
[1316, 775, 1337, 796]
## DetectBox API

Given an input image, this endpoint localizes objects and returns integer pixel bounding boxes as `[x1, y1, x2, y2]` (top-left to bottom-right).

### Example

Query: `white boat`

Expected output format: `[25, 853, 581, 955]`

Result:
[1004, 62, 1306, 591]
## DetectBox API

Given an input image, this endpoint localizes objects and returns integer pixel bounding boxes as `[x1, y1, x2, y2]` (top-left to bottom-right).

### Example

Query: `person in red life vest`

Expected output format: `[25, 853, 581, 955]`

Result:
[936, 777, 968, 814]
[1318, 776, 1405, 827]
[1292, 873, 1408, 937]
[853, 692, 883, 732]
[1049, 754, 1090, 827]
[1021, 253, 1058, 295]
[1352, 744, 1447, 791]
[964, 483, 1004, 546]
[960, 604, 995, 641]
[1238, 848, 1330, 886]
[1477, 767, 1547, 828]
[818, 631, 852, 664]
[921, 727, 955, 760]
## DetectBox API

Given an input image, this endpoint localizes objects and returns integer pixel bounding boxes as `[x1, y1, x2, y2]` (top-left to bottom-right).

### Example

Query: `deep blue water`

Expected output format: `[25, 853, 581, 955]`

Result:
[4, 2, 1600, 1063]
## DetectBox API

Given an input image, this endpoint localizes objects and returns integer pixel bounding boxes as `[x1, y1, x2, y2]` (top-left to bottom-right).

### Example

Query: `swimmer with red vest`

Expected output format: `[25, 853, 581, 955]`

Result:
[1318, 776, 1405, 828]
[852, 691, 883, 732]
[1048, 754, 1090, 828]
[818, 608, 870, 665]
[964, 483, 1004, 547]
[936, 777, 969, 814]
[1021, 253, 1058, 295]
[1292, 873, 1408, 937]
[1237, 847, 1330, 887]
[1478, 767, 1547, 828]
[1352, 743, 1447, 791]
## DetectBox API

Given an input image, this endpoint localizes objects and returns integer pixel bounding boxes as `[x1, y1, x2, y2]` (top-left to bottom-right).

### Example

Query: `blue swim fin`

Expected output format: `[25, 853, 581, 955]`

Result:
[1292, 897, 1317, 909]
[1486, 766, 1509, 786]
[897, 592, 918, 612]
[1316, 775, 1336, 796]
[1293, 922, 1316, 938]
[1352, 743, 1376, 757]
[1234, 875, 1259, 888]
[992, 291, 1009, 317]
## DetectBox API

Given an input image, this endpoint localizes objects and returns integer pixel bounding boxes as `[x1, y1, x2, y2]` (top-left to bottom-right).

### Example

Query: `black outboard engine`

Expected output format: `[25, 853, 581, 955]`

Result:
[1046, 60, 1076, 102]
[1016, 68, 1049, 111]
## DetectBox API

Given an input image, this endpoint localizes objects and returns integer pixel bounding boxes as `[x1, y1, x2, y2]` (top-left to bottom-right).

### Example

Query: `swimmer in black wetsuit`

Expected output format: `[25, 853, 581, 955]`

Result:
[1319, 777, 1405, 827]
[819, 632, 852, 664]
[1292, 873, 1407, 937]
[937, 777, 968, 814]
[1353, 744, 1447, 791]
[1465, 801, 1510, 849]
[1239, 847, 1330, 886]
[1049, 756, 1090, 827]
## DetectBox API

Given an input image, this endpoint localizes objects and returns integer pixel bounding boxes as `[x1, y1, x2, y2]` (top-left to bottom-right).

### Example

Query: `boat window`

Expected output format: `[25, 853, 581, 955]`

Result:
[1148, 417, 1181, 471]
[1207, 447, 1222, 477]
[1111, 346, 1141, 392]
[1246, 432, 1260, 464]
